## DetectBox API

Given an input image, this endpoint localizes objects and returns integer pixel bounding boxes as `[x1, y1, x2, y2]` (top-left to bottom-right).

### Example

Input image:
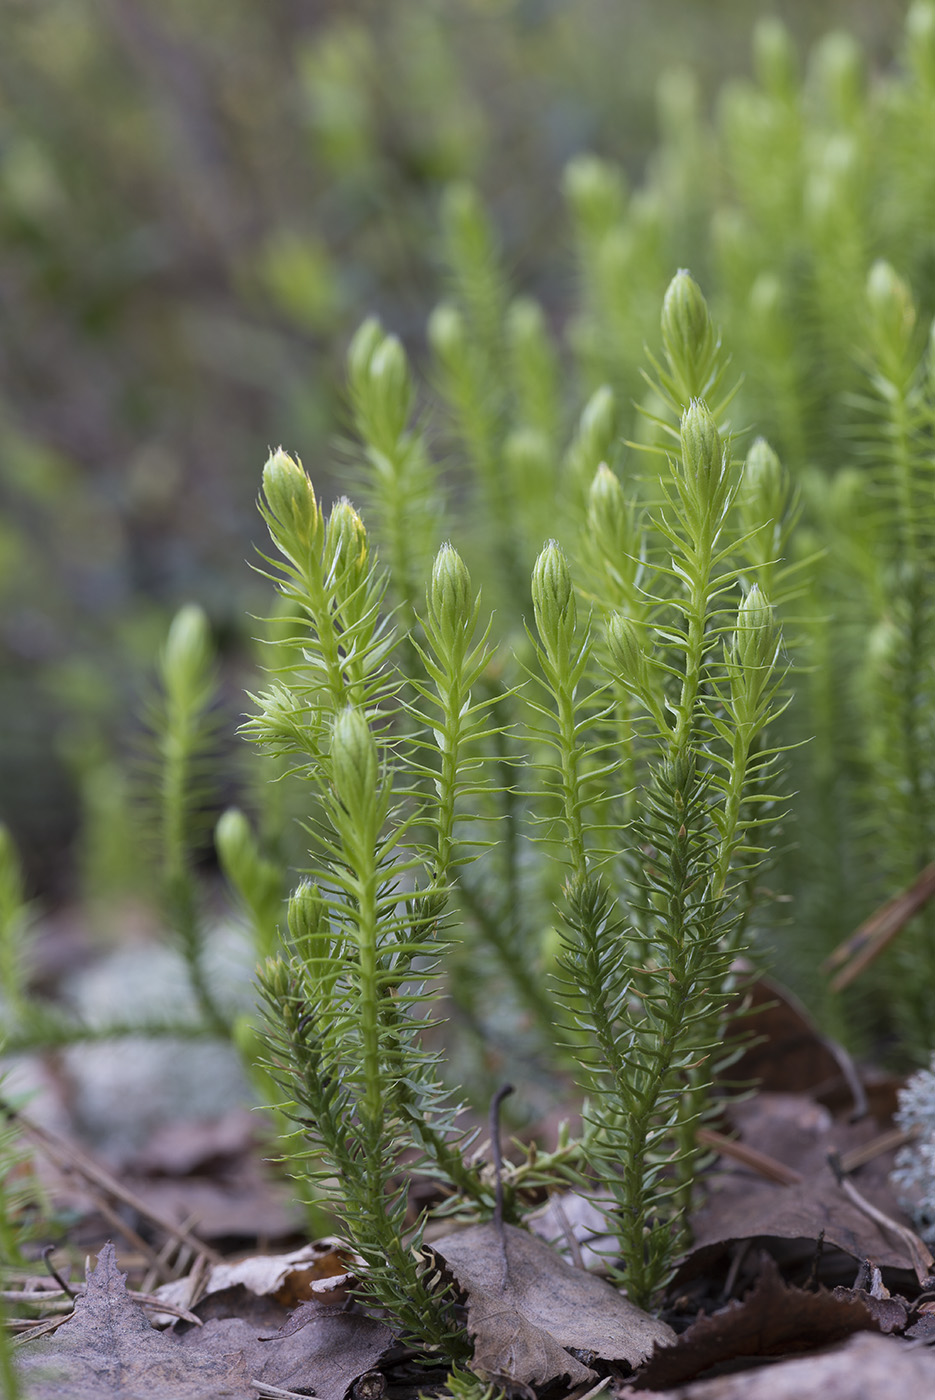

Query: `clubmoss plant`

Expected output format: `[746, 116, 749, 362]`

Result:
[0, 826, 33, 1035]
[531, 379, 786, 1302]
[143, 603, 231, 1035]
[249, 448, 506, 1346]
[242, 266, 790, 1327]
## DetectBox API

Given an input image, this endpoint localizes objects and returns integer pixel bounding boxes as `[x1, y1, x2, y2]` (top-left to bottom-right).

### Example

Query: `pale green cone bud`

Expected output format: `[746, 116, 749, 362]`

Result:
[505, 428, 551, 495]
[367, 334, 412, 450]
[346, 316, 385, 395]
[442, 181, 490, 257]
[330, 706, 379, 814]
[262, 449, 323, 552]
[606, 612, 651, 696]
[587, 463, 633, 563]
[163, 604, 212, 701]
[260, 954, 291, 1004]
[580, 385, 616, 459]
[325, 498, 368, 593]
[287, 878, 326, 954]
[532, 540, 576, 656]
[753, 18, 797, 99]
[813, 31, 863, 126]
[506, 297, 547, 350]
[734, 585, 776, 675]
[430, 542, 473, 644]
[215, 807, 252, 881]
[741, 437, 787, 528]
[680, 400, 723, 497]
[662, 271, 715, 396]
[428, 302, 466, 366]
[252, 682, 303, 747]
[749, 271, 783, 321]
[569, 385, 616, 485]
[562, 154, 626, 232]
[867, 260, 916, 375]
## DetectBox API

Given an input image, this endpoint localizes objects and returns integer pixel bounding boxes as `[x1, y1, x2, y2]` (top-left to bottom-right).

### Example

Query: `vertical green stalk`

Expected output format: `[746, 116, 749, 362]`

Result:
[531, 541, 591, 883]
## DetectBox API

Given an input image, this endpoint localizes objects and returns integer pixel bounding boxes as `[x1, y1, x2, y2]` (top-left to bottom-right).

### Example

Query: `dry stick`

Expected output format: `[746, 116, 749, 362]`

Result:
[42, 1246, 75, 1299]
[0, 1098, 221, 1267]
[696, 1128, 803, 1186]
[823, 861, 935, 991]
[489, 1083, 514, 1289]
[827, 1150, 935, 1287]
[142, 1214, 200, 1296]
[2, 1287, 201, 1326]
[10, 1313, 74, 1344]
[80, 1190, 170, 1278]
[838, 1126, 917, 1174]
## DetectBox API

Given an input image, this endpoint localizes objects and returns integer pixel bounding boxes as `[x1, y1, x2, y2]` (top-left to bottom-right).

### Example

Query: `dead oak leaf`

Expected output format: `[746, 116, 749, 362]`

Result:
[683, 1156, 920, 1281]
[433, 1222, 675, 1389]
[621, 1330, 935, 1400]
[177, 1311, 395, 1400]
[15, 1243, 248, 1400]
[633, 1253, 887, 1391]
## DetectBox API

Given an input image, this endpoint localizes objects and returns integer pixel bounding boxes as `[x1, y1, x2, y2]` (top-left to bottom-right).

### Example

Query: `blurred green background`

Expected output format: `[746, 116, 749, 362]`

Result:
[0, 0, 907, 900]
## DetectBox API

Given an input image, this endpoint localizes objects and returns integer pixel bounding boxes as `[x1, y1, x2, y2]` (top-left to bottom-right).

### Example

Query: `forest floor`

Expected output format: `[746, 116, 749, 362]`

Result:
[4, 907, 935, 1400]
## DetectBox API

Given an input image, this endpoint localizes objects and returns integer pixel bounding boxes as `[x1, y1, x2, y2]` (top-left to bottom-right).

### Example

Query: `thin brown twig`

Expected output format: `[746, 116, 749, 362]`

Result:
[41, 1246, 75, 1299]
[84, 1189, 171, 1278]
[10, 1312, 74, 1344]
[696, 1128, 803, 1186]
[0, 1285, 201, 1325]
[0, 1098, 221, 1266]
[828, 1149, 935, 1287]
[823, 861, 935, 991]
[490, 1083, 514, 1290]
[838, 1127, 917, 1174]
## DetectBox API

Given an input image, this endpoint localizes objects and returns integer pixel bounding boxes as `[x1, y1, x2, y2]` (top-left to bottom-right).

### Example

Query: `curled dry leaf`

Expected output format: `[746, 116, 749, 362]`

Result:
[682, 1093, 926, 1283]
[634, 1254, 890, 1391]
[432, 1222, 675, 1389]
[621, 1330, 935, 1400]
[153, 1238, 358, 1324]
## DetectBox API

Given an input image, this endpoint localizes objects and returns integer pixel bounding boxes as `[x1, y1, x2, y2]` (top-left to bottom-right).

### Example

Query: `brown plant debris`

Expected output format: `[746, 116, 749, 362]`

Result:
[633, 1253, 890, 1391]
[14, 1243, 249, 1400]
[432, 1222, 675, 1389]
[14, 1242, 395, 1400]
[621, 1330, 935, 1400]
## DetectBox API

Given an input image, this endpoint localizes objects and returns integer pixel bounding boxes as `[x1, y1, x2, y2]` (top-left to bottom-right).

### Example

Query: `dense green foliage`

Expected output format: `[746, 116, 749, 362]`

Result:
[243, 266, 788, 1316]
[8, 0, 935, 1370]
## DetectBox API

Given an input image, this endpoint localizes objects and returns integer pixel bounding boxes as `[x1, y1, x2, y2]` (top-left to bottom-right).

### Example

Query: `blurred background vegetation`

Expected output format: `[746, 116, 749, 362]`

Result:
[0, 0, 910, 924]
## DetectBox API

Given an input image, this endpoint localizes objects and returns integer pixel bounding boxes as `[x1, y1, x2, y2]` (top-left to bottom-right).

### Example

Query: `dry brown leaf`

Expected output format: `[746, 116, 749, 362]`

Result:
[622, 1331, 935, 1399]
[15, 1243, 249, 1400]
[727, 977, 844, 1097]
[688, 1161, 918, 1275]
[177, 1311, 395, 1400]
[681, 1094, 923, 1284]
[634, 1254, 886, 1391]
[153, 1238, 357, 1325]
[433, 1222, 675, 1388]
[830, 1286, 908, 1334]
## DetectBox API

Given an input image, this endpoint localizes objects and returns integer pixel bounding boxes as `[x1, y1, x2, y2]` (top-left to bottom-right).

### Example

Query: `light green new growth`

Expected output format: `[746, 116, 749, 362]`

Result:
[241, 260, 789, 1329]
[0, 826, 32, 1032]
[249, 442, 504, 1346]
[527, 282, 787, 1305]
[149, 603, 230, 1035]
